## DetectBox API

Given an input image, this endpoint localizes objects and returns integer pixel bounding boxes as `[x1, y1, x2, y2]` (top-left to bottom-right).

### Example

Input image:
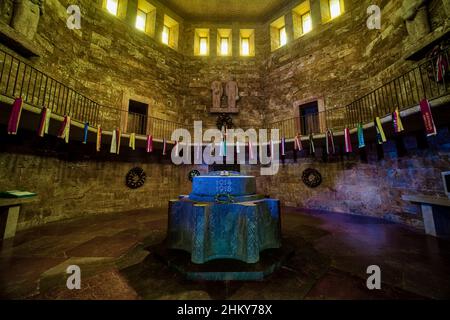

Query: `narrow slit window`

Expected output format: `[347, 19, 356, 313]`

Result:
[279, 27, 287, 47]
[220, 38, 229, 56]
[162, 25, 170, 45]
[241, 38, 250, 56]
[302, 12, 312, 34]
[199, 37, 208, 55]
[106, 0, 119, 15]
[329, 0, 341, 19]
[136, 9, 147, 31]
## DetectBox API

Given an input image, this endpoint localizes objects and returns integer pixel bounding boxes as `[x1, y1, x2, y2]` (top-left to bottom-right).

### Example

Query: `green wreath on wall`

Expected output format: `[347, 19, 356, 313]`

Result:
[214, 193, 235, 204]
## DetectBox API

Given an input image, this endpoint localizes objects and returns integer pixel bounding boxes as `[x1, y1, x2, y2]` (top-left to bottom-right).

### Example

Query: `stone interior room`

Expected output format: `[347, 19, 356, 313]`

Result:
[0, 0, 449, 301]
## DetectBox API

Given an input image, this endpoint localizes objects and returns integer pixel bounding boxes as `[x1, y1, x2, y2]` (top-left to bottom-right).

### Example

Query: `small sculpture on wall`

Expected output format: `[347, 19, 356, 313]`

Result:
[211, 80, 223, 110]
[210, 78, 239, 114]
[401, 0, 430, 41]
[225, 78, 239, 111]
[10, 0, 44, 40]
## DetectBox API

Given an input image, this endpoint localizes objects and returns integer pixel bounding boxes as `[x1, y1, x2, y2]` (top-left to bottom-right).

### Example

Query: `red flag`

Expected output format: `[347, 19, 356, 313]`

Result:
[420, 99, 437, 136]
[344, 128, 353, 153]
[7, 98, 23, 135]
[147, 135, 153, 153]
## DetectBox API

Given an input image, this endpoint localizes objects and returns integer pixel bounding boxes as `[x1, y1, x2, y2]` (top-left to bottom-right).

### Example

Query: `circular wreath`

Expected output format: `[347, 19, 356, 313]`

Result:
[126, 167, 146, 189]
[215, 193, 235, 204]
[216, 114, 234, 130]
[188, 170, 201, 182]
[302, 168, 322, 188]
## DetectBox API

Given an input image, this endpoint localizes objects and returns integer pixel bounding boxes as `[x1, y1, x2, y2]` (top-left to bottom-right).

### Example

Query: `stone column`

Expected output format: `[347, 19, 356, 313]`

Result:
[210, 28, 217, 58]
[310, 0, 322, 28]
[126, 0, 138, 27]
[285, 12, 295, 44]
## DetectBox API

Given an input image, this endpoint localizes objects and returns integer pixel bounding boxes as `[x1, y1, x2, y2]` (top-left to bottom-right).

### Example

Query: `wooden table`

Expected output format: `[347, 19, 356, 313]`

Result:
[402, 195, 450, 237]
[0, 197, 38, 240]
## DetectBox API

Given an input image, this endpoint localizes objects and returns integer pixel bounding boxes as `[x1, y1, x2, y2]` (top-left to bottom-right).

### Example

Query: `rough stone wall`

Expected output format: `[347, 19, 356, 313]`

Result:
[262, 0, 448, 123]
[10, 0, 187, 125]
[0, 151, 203, 231]
[242, 127, 450, 230]
[180, 22, 267, 128]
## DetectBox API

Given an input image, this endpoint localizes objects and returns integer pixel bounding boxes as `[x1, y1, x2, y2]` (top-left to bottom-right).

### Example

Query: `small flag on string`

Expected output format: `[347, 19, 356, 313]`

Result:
[110, 128, 121, 154]
[326, 129, 335, 155]
[129, 133, 136, 150]
[344, 128, 353, 153]
[436, 52, 448, 82]
[375, 117, 387, 144]
[147, 135, 153, 153]
[294, 133, 303, 151]
[281, 137, 286, 157]
[110, 129, 117, 154]
[83, 122, 89, 144]
[392, 108, 404, 134]
[163, 138, 167, 156]
[269, 140, 274, 159]
[248, 140, 255, 161]
[37, 107, 51, 137]
[236, 141, 241, 154]
[58, 116, 71, 143]
[357, 124, 365, 148]
[7, 98, 23, 135]
[96, 125, 102, 152]
[309, 133, 315, 155]
[420, 99, 437, 136]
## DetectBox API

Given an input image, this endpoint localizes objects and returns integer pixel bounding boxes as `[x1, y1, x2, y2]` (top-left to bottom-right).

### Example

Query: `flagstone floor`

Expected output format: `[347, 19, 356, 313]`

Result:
[0, 208, 449, 300]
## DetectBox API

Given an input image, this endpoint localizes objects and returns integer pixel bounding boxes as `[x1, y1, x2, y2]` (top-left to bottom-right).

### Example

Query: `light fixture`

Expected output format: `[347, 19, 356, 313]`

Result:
[106, 0, 118, 16]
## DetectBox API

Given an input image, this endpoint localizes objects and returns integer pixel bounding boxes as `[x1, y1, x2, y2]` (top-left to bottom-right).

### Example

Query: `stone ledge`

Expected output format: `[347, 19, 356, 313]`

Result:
[403, 25, 450, 61]
[0, 21, 43, 58]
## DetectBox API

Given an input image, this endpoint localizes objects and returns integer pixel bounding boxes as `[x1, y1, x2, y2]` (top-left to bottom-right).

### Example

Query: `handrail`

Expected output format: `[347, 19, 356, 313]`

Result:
[269, 46, 449, 138]
[1, 45, 449, 142]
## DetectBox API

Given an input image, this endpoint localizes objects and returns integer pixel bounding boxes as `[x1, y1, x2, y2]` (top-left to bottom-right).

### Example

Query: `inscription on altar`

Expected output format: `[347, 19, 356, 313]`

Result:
[216, 179, 232, 194]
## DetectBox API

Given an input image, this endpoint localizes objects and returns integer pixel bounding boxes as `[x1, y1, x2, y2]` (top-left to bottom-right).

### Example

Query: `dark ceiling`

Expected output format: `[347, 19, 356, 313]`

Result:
[162, 0, 292, 22]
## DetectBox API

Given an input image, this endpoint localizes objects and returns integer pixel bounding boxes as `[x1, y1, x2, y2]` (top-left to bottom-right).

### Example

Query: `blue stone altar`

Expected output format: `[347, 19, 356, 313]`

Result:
[167, 172, 282, 265]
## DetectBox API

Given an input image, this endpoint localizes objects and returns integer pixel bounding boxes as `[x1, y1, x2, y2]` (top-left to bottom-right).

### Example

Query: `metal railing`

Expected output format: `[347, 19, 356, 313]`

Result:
[0, 48, 186, 140]
[269, 46, 450, 138]
[1, 46, 449, 141]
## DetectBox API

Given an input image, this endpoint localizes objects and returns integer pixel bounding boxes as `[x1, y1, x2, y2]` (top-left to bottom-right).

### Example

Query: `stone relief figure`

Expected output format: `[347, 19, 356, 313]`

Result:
[401, 0, 430, 41]
[225, 79, 239, 110]
[211, 80, 224, 110]
[11, 0, 44, 40]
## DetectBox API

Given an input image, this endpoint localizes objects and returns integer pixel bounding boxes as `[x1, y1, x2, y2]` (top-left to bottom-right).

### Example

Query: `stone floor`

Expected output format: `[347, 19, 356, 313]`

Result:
[0, 207, 449, 300]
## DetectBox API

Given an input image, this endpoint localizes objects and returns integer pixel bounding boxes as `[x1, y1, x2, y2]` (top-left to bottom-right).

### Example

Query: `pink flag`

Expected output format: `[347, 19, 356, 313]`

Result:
[248, 140, 255, 161]
[147, 135, 153, 153]
[163, 139, 167, 156]
[294, 135, 303, 151]
[420, 99, 437, 136]
[344, 128, 353, 153]
[281, 138, 286, 156]
[7, 98, 23, 135]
